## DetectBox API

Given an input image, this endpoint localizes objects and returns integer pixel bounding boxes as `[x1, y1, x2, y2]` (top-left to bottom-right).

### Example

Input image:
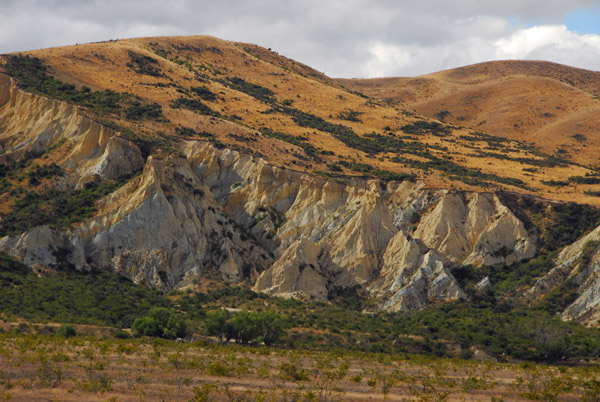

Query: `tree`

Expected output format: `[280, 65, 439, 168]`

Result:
[131, 307, 187, 339]
[229, 311, 260, 344]
[203, 309, 286, 346]
[203, 309, 235, 344]
[255, 311, 286, 346]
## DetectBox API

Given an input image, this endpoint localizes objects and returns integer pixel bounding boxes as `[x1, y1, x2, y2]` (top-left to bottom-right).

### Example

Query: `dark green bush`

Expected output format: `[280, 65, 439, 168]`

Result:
[543, 203, 600, 252]
[569, 176, 600, 185]
[3, 55, 162, 119]
[170, 97, 220, 116]
[221, 77, 276, 103]
[0, 254, 170, 327]
[203, 308, 286, 346]
[190, 86, 216, 101]
[131, 307, 187, 339]
[125, 102, 165, 121]
[337, 110, 362, 122]
[0, 177, 133, 236]
[27, 163, 63, 185]
[56, 324, 76, 338]
[401, 121, 452, 137]
[126, 51, 164, 77]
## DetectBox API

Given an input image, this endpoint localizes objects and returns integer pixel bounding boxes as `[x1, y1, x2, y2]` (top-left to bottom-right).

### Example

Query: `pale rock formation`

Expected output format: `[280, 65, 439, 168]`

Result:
[81, 135, 144, 183]
[524, 224, 600, 325]
[254, 238, 327, 300]
[0, 78, 541, 312]
[367, 230, 466, 311]
[415, 192, 535, 267]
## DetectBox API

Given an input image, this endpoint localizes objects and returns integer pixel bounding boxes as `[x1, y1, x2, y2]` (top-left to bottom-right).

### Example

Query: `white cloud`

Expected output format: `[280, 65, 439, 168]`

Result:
[364, 24, 600, 77]
[1, 1, 600, 77]
[495, 25, 600, 63]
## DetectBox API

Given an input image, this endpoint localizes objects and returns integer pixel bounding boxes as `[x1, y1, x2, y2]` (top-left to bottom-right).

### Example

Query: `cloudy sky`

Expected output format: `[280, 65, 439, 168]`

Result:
[2, 0, 600, 77]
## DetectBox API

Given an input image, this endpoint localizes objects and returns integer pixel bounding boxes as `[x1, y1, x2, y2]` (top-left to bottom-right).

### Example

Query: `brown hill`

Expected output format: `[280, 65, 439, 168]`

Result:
[5, 37, 600, 323]
[1, 38, 599, 206]
[337, 60, 600, 167]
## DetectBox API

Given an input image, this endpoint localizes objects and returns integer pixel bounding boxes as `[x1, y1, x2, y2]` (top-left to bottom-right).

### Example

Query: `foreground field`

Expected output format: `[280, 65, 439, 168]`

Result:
[0, 331, 599, 401]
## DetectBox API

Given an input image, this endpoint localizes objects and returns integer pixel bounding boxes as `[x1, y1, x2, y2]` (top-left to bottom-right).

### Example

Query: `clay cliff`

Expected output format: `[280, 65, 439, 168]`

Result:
[0, 72, 537, 311]
[2, 37, 600, 326]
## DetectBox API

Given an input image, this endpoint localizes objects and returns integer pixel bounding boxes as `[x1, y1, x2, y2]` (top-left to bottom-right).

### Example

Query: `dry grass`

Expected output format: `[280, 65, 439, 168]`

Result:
[4, 37, 600, 204]
[1, 330, 597, 401]
[339, 60, 600, 167]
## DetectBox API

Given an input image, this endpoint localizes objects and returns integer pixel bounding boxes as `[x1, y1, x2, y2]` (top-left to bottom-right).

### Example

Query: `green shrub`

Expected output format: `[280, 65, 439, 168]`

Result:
[229, 311, 260, 344]
[203, 309, 235, 343]
[543, 202, 600, 252]
[27, 163, 63, 185]
[190, 86, 217, 101]
[203, 308, 286, 346]
[131, 307, 187, 339]
[401, 121, 452, 137]
[220, 77, 276, 103]
[569, 176, 600, 185]
[337, 110, 362, 122]
[0, 255, 171, 327]
[254, 311, 286, 346]
[3, 55, 163, 120]
[126, 51, 164, 77]
[56, 324, 76, 338]
[170, 97, 220, 116]
[0, 177, 134, 236]
[542, 180, 569, 187]
[125, 102, 165, 121]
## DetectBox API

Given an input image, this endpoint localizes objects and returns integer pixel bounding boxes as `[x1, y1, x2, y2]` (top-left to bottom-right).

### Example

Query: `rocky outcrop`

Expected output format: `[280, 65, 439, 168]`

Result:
[367, 231, 466, 311]
[182, 142, 538, 310]
[524, 224, 600, 325]
[253, 238, 328, 300]
[0, 74, 140, 188]
[0, 76, 541, 311]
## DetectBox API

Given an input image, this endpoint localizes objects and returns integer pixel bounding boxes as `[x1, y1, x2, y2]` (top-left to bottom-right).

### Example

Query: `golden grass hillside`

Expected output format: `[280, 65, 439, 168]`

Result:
[338, 60, 600, 167]
[3, 37, 600, 204]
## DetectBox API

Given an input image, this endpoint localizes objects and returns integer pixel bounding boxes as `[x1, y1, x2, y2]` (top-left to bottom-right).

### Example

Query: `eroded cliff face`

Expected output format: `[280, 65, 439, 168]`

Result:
[523, 225, 600, 325]
[0, 76, 543, 312]
[184, 142, 538, 310]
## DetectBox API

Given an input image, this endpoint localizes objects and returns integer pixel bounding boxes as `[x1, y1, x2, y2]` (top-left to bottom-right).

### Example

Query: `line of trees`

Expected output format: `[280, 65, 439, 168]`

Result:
[131, 307, 286, 346]
[203, 309, 286, 346]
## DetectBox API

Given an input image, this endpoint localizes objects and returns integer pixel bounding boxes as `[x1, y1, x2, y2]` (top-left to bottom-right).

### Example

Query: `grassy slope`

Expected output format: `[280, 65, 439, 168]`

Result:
[2, 37, 599, 204]
[338, 60, 600, 168]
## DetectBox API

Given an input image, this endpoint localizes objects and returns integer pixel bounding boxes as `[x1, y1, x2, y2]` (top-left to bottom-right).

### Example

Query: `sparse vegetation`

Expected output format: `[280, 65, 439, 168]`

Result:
[175, 126, 214, 138]
[260, 128, 318, 159]
[126, 51, 164, 77]
[190, 86, 217, 101]
[0, 175, 136, 236]
[401, 120, 452, 137]
[569, 175, 600, 185]
[3, 54, 165, 121]
[220, 77, 276, 103]
[170, 97, 220, 117]
[337, 109, 363, 122]
[125, 101, 165, 121]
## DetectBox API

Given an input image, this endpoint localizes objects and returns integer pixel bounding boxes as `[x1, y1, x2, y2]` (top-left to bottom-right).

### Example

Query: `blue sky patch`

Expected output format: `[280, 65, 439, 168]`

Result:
[564, 7, 600, 35]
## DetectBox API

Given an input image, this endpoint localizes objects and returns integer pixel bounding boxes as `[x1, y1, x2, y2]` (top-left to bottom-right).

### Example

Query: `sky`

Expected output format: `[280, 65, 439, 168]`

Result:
[1, 1, 600, 78]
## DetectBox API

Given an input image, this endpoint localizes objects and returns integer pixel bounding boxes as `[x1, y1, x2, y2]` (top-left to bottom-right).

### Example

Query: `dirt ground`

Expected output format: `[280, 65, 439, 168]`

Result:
[0, 331, 597, 401]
